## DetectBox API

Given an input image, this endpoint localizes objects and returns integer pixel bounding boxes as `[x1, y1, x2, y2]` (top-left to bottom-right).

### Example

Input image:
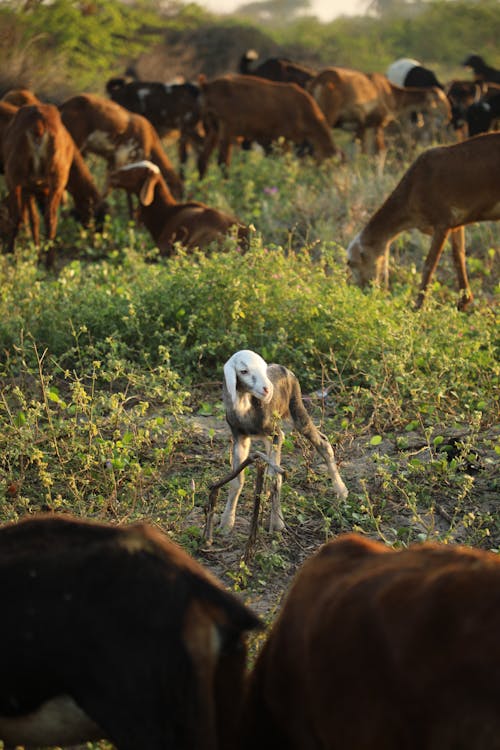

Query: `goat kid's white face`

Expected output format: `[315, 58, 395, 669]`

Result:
[224, 351, 274, 408]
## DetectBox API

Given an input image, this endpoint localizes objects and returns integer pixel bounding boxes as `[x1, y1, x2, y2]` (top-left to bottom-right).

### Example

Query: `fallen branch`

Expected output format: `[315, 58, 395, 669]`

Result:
[203, 451, 285, 544]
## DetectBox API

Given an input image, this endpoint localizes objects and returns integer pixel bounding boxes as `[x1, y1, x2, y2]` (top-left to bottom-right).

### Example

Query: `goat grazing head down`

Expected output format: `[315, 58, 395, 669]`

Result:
[223, 349, 274, 409]
[107, 159, 163, 205]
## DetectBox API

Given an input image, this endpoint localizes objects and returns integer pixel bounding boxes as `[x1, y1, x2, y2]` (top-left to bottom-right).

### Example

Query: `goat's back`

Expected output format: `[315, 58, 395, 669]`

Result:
[242, 533, 500, 750]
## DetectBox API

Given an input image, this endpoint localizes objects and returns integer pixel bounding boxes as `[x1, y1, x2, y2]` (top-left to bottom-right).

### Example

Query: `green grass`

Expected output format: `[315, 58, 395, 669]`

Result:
[0, 144, 499, 613]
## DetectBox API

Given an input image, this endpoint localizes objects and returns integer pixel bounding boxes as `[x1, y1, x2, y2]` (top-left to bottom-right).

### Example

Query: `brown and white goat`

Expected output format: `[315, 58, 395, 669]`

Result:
[241, 533, 500, 750]
[59, 93, 184, 200]
[197, 74, 340, 177]
[308, 67, 451, 154]
[2, 103, 74, 266]
[0, 513, 261, 750]
[219, 349, 348, 534]
[346, 131, 500, 310]
[106, 79, 203, 174]
[108, 160, 247, 254]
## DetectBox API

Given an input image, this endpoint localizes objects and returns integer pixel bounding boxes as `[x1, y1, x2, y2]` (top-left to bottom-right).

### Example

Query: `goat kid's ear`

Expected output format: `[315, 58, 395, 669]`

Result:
[223, 358, 239, 408]
[139, 172, 158, 206]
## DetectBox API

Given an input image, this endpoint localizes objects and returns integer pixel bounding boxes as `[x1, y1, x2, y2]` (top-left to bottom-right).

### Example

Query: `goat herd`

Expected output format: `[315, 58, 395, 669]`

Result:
[0, 50, 499, 750]
[0, 51, 499, 307]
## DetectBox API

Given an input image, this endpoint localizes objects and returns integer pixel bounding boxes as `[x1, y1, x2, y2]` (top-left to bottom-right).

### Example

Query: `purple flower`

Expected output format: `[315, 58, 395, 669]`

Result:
[263, 186, 279, 195]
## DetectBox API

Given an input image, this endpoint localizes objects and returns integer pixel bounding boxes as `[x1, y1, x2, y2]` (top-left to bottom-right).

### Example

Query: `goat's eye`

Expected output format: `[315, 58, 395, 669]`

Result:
[239, 369, 248, 375]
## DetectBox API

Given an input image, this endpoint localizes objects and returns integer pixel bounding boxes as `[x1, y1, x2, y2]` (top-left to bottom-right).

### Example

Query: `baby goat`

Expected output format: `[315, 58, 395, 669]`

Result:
[108, 160, 247, 254]
[221, 350, 348, 533]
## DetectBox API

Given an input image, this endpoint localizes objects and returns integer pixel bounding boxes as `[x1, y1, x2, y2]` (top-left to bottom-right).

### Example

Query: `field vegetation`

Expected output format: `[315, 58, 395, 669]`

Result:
[0, 0, 498, 619]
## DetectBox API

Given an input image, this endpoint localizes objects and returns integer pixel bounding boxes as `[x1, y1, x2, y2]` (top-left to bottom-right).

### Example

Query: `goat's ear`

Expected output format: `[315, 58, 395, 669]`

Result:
[223, 358, 238, 408]
[139, 172, 158, 206]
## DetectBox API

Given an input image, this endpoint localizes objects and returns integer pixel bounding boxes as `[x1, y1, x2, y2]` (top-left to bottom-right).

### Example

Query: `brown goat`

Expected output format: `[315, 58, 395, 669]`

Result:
[108, 160, 247, 254]
[2, 103, 74, 266]
[346, 131, 500, 310]
[308, 67, 451, 154]
[239, 50, 316, 89]
[59, 93, 183, 200]
[1, 100, 107, 245]
[242, 533, 500, 750]
[1, 88, 42, 107]
[0, 513, 261, 750]
[197, 74, 339, 177]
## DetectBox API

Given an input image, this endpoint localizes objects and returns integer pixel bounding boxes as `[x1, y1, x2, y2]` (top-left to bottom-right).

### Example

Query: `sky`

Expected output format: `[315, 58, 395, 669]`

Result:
[199, 0, 361, 22]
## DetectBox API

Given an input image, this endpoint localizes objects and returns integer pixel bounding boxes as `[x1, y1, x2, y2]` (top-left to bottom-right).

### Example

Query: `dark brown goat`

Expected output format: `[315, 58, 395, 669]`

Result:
[59, 94, 184, 200]
[239, 50, 316, 89]
[0, 513, 261, 750]
[242, 533, 500, 750]
[2, 103, 74, 266]
[197, 74, 339, 177]
[108, 160, 247, 254]
[106, 78, 203, 173]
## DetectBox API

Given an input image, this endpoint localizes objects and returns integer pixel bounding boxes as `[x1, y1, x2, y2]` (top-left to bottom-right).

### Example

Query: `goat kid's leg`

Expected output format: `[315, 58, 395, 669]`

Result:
[309, 430, 349, 500]
[450, 226, 474, 311]
[219, 435, 251, 533]
[265, 430, 285, 533]
[414, 227, 449, 310]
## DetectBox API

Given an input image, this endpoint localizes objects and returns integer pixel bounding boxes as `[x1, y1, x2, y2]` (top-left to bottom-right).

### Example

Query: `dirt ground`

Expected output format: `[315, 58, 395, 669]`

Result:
[179, 414, 499, 623]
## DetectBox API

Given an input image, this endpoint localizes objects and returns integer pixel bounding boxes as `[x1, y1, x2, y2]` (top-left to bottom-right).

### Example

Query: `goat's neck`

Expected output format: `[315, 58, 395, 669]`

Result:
[362, 179, 413, 248]
[234, 392, 254, 416]
[138, 180, 177, 242]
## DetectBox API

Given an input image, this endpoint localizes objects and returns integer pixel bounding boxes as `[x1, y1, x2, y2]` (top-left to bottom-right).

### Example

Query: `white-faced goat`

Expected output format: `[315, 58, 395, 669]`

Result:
[220, 350, 348, 533]
[107, 160, 247, 254]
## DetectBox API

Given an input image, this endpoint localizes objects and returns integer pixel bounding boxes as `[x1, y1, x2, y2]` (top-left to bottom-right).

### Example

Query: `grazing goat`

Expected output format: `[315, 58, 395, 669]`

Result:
[2, 103, 74, 266]
[241, 533, 500, 750]
[106, 78, 203, 173]
[308, 67, 451, 154]
[0, 513, 261, 750]
[59, 94, 183, 200]
[220, 350, 348, 533]
[463, 53, 500, 84]
[386, 57, 444, 89]
[346, 131, 500, 310]
[108, 160, 247, 254]
[239, 49, 316, 89]
[197, 74, 339, 177]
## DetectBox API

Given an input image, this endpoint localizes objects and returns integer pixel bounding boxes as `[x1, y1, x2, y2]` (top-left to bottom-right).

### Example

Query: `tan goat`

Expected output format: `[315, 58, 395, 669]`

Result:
[107, 160, 247, 254]
[59, 94, 183, 200]
[346, 131, 500, 310]
[308, 67, 451, 154]
[197, 74, 340, 177]
[2, 103, 75, 266]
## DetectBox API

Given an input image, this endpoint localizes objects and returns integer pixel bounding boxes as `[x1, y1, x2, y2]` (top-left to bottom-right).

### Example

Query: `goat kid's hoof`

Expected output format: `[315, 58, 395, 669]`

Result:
[218, 514, 236, 535]
[268, 514, 285, 533]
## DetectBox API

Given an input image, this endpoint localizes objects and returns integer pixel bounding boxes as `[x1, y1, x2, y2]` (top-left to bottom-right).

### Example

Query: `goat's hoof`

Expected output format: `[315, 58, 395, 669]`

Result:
[218, 516, 235, 535]
[337, 486, 349, 501]
[269, 515, 285, 533]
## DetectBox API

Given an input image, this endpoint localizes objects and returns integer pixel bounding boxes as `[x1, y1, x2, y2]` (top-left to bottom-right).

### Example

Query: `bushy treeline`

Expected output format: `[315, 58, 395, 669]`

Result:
[1, 0, 498, 97]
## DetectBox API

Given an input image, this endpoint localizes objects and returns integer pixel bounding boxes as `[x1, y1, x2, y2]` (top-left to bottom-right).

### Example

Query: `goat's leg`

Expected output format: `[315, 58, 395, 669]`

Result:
[3, 188, 23, 254]
[450, 226, 473, 311]
[197, 117, 219, 179]
[219, 435, 251, 533]
[265, 430, 285, 533]
[41, 190, 63, 268]
[312, 431, 349, 500]
[415, 227, 449, 309]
